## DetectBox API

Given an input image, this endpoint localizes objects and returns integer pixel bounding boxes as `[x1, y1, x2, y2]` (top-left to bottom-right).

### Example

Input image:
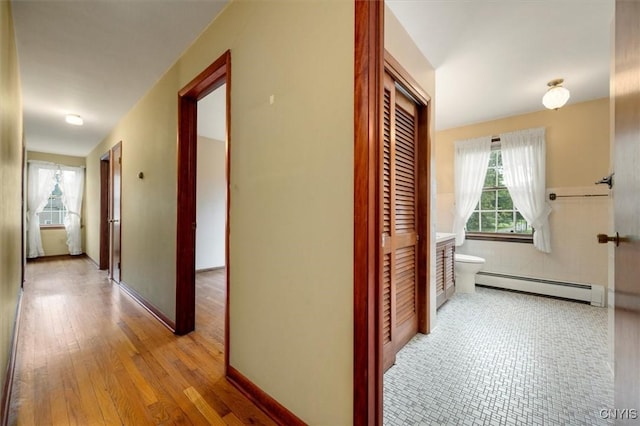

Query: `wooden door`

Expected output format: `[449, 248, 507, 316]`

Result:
[612, 0, 640, 416]
[99, 154, 110, 270]
[381, 72, 419, 371]
[109, 142, 122, 283]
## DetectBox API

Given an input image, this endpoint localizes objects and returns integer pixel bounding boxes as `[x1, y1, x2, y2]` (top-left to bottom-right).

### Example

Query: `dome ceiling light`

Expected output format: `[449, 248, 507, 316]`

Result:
[542, 78, 570, 110]
[65, 114, 84, 126]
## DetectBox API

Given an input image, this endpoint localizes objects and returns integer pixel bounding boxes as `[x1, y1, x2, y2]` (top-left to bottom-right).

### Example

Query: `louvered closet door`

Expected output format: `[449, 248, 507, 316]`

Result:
[381, 72, 419, 371]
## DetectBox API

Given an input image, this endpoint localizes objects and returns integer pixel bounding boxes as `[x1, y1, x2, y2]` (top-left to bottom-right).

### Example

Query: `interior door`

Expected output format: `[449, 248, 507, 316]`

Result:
[110, 142, 122, 283]
[612, 0, 640, 417]
[381, 71, 419, 371]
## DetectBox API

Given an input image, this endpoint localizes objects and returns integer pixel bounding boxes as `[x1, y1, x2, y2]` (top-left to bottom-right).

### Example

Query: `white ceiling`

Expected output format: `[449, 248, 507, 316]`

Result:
[11, 1, 614, 157]
[12, 0, 228, 157]
[387, 0, 614, 130]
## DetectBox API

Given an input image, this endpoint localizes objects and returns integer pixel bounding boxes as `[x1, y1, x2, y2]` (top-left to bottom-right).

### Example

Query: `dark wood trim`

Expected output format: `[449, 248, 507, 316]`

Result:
[384, 51, 431, 106]
[227, 366, 305, 426]
[466, 233, 533, 243]
[26, 253, 87, 263]
[119, 281, 176, 332]
[21, 145, 25, 288]
[224, 54, 232, 374]
[175, 50, 230, 341]
[383, 52, 432, 334]
[1, 290, 22, 426]
[353, 1, 383, 425]
[178, 58, 228, 101]
[416, 91, 431, 334]
[99, 152, 110, 270]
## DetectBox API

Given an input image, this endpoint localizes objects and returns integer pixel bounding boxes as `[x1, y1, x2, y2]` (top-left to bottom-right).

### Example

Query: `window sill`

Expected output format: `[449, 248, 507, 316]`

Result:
[40, 225, 65, 230]
[466, 233, 533, 244]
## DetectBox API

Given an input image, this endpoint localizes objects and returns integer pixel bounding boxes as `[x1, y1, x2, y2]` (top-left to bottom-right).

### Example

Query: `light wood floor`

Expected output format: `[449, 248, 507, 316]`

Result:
[8, 257, 275, 425]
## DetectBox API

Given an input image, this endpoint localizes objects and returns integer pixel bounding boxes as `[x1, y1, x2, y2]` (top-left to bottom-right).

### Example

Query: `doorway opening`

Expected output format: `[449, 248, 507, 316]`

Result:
[99, 141, 122, 282]
[194, 82, 228, 349]
[353, 3, 431, 423]
[380, 55, 431, 372]
[175, 51, 231, 381]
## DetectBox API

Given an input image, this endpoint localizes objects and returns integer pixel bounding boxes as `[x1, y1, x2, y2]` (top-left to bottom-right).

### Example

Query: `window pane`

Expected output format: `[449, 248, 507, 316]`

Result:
[497, 189, 513, 210]
[480, 212, 496, 232]
[466, 212, 479, 232]
[484, 168, 496, 188]
[480, 190, 496, 210]
[515, 212, 532, 234]
[39, 210, 51, 225]
[488, 151, 497, 167]
[496, 150, 502, 166]
[497, 211, 514, 233]
[496, 166, 505, 186]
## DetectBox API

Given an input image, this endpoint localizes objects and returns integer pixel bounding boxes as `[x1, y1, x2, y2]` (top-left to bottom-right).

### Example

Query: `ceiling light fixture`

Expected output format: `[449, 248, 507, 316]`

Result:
[542, 78, 570, 110]
[65, 114, 84, 126]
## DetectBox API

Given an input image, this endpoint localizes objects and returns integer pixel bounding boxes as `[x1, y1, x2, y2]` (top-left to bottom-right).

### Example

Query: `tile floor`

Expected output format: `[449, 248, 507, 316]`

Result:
[383, 286, 613, 425]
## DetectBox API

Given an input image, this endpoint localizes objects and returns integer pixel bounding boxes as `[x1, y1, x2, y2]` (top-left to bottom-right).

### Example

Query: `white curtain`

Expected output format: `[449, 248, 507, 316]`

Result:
[501, 128, 552, 253]
[60, 166, 85, 255]
[27, 162, 57, 258]
[453, 137, 492, 245]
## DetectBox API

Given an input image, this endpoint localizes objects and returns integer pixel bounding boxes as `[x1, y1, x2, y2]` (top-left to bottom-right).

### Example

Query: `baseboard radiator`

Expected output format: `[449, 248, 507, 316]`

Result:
[476, 271, 605, 307]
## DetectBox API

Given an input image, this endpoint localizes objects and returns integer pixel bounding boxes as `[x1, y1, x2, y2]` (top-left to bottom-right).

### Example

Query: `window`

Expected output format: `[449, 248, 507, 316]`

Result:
[39, 173, 67, 227]
[466, 149, 533, 240]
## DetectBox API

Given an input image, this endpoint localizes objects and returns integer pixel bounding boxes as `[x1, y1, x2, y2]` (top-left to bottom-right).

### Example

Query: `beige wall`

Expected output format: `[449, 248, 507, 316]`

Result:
[385, 7, 438, 330]
[195, 136, 225, 270]
[27, 151, 86, 257]
[85, 1, 354, 423]
[0, 0, 23, 398]
[435, 98, 611, 288]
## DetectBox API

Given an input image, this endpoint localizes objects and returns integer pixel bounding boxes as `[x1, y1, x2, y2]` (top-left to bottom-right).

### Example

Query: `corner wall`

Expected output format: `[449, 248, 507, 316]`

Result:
[0, 0, 23, 407]
[436, 98, 610, 289]
[84, 1, 354, 423]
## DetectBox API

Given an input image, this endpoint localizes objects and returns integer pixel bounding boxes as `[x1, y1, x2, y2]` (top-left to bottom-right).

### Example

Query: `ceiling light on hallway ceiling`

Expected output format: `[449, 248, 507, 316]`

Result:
[65, 114, 83, 126]
[542, 79, 570, 110]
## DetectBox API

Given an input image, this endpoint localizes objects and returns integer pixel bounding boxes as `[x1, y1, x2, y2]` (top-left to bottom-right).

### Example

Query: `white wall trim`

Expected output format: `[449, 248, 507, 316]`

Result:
[476, 271, 605, 307]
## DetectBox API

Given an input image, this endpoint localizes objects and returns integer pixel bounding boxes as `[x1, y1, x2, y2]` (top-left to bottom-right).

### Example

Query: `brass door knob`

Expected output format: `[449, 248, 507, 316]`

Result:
[597, 232, 619, 246]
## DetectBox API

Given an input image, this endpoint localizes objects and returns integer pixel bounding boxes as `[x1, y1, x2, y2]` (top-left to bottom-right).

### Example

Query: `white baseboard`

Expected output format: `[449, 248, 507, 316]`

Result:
[476, 272, 605, 307]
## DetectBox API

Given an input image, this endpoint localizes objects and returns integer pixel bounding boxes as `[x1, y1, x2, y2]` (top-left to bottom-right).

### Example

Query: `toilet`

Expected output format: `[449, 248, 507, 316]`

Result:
[454, 253, 485, 293]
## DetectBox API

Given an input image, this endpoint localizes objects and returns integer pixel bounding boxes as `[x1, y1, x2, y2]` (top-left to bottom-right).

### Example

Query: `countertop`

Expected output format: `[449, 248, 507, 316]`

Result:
[435, 232, 456, 244]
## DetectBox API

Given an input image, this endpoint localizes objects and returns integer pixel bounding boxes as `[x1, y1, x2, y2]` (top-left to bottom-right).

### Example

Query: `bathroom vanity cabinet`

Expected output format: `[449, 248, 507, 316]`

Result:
[435, 236, 455, 308]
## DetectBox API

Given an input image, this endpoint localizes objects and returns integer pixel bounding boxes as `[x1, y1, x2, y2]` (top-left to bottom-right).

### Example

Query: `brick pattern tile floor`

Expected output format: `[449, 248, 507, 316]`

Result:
[384, 286, 613, 425]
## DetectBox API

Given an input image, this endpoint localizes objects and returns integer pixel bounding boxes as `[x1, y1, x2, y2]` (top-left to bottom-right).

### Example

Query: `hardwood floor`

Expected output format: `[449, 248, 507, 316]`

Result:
[8, 257, 275, 425]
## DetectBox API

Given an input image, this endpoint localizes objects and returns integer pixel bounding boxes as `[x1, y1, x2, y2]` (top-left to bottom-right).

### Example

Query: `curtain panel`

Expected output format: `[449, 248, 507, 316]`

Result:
[60, 166, 84, 255]
[453, 137, 492, 245]
[26, 162, 57, 258]
[501, 128, 552, 253]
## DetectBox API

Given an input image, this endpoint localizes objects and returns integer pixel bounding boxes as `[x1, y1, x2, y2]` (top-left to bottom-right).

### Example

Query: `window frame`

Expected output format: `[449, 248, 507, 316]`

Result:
[465, 143, 533, 243]
[38, 176, 68, 229]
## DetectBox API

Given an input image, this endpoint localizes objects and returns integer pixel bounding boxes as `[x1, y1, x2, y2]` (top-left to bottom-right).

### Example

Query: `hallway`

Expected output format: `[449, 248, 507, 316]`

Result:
[8, 257, 273, 425]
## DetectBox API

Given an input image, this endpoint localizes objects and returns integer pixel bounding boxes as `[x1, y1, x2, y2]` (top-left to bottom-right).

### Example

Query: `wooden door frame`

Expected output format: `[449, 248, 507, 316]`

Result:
[384, 53, 431, 337]
[354, 1, 384, 424]
[175, 50, 231, 362]
[99, 151, 110, 270]
[109, 141, 122, 282]
[354, 2, 431, 423]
